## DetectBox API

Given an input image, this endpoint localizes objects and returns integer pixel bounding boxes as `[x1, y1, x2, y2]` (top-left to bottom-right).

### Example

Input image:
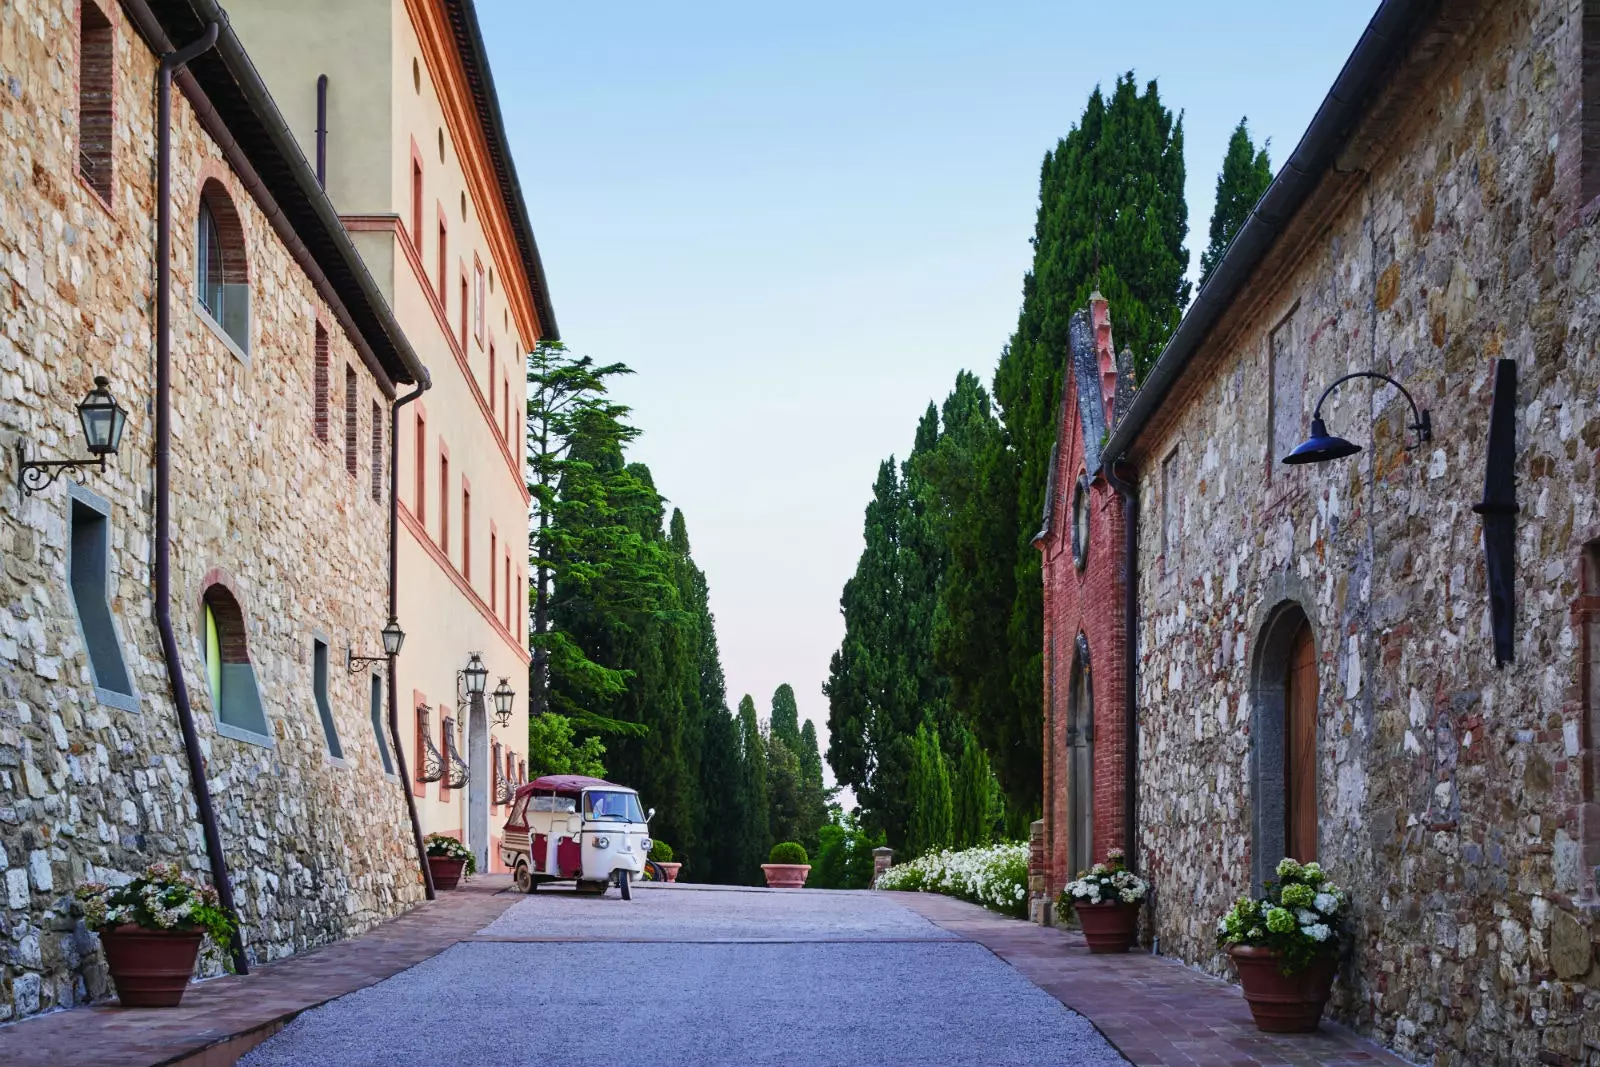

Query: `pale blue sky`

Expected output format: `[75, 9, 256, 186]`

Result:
[482, 2, 1378, 759]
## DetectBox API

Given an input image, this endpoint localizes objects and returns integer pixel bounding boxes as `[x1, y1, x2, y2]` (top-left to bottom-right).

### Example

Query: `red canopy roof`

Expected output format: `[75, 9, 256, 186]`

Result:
[516, 774, 627, 798]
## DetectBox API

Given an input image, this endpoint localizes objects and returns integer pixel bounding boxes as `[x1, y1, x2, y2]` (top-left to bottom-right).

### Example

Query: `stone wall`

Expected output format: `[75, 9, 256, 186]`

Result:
[1126, 2, 1600, 1063]
[0, 0, 423, 1021]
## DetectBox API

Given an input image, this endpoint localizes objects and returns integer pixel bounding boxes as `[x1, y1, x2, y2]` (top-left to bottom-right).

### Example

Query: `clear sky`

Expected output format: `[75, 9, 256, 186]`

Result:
[481, 2, 1379, 769]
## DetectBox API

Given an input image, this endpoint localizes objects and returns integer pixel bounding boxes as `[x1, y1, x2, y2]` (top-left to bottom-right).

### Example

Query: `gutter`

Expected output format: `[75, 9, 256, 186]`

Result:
[1102, 0, 1432, 464]
[1101, 460, 1139, 869]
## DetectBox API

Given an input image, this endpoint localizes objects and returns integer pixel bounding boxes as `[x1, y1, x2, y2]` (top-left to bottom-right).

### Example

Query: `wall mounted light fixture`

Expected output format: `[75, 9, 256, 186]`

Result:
[17, 376, 129, 494]
[491, 677, 516, 729]
[348, 617, 405, 673]
[1281, 371, 1431, 466]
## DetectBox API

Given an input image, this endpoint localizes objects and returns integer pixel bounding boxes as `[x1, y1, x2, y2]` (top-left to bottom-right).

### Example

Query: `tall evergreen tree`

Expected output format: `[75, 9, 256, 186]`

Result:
[905, 722, 953, 858]
[766, 731, 806, 849]
[951, 729, 993, 849]
[735, 695, 771, 880]
[795, 719, 830, 854]
[770, 684, 801, 753]
[696, 704, 744, 883]
[1199, 118, 1272, 287]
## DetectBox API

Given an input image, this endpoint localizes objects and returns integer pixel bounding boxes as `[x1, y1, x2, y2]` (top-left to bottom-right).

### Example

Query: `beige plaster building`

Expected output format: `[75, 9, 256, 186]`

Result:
[228, 0, 556, 873]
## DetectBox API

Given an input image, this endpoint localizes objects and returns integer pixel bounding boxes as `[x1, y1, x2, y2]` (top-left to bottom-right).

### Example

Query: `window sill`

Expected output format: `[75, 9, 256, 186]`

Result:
[216, 721, 274, 748]
[95, 686, 141, 714]
[325, 754, 349, 770]
[194, 300, 250, 366]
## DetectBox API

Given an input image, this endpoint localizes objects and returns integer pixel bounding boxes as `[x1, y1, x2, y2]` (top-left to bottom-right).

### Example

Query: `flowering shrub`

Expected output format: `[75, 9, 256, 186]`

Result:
[425, 833, 476, 875]
[1058, 848, 1147, 910]
[1216, 857, 1347, 974]
[876, 842, 1028, 918]
[74, 863, 235, 952]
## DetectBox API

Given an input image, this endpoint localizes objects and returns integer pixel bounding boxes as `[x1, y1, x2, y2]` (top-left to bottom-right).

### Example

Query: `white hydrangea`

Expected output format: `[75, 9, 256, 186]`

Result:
[1314, 892, 1339, 914]
[1303, 923, 1332, 942]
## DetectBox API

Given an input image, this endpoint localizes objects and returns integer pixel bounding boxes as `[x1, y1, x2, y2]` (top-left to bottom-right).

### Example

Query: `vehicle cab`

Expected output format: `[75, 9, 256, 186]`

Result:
[500, 774, 654, 898]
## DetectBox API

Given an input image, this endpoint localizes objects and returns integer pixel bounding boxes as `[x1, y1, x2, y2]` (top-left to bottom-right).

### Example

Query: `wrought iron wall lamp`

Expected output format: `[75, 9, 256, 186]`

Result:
[17, 376, 129, 494]
[347, 617, 405, 673]
[1281, 371, 1432, 466]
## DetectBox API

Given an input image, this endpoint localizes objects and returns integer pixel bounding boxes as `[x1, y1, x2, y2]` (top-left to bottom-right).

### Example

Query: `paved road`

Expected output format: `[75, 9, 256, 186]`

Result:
[241, 882, 1126, 1067]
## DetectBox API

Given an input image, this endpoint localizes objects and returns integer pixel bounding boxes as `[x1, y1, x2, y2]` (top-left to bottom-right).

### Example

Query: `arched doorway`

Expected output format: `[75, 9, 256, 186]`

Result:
[1067, 634, 1094, 877]
[1249, 599, 1319, 889]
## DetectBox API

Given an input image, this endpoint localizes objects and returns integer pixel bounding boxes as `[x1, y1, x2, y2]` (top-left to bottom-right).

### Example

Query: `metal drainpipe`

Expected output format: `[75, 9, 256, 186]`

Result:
[154, 22, 249, 977]
[314, 75, 327, 189]
[1102, 458, 1139, 870]
[388, 384, 435, 899]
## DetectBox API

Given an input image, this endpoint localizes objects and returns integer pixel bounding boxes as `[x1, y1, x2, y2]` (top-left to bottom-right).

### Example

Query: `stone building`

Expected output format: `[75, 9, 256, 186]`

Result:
[1035, 296, 1135, 906]
[227, 0, 556, 875]
[1051, 0, 1600, 1062]
[0, 0, 439, 1020]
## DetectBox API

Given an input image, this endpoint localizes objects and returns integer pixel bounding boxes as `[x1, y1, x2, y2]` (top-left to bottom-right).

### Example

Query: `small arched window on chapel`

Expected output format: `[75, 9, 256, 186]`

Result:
[197, 180, 250, 355]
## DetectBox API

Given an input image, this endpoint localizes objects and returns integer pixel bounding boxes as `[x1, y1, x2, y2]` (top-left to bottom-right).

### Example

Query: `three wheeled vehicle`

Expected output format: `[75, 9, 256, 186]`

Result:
[500, 774, 654, 899]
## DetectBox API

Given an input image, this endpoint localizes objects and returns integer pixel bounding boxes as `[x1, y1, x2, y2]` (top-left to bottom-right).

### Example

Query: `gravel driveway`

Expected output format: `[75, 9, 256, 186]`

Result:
[242, 883, 1126, 1067]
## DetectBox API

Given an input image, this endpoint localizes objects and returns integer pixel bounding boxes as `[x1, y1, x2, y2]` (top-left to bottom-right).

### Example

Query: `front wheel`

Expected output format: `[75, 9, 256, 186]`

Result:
[616, 869, 632, 901]
[514, 861, 534, 894]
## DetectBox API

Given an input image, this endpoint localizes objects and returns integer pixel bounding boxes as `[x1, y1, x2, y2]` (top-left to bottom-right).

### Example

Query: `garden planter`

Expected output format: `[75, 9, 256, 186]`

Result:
[760, 863, 810, 889]
[100, 925, 204, 1007]
[1228, 945, 1336, 1032]
[1073, 901, 1140, 953]
[658, 862, 682, 883]
[428, 856, 467, 891]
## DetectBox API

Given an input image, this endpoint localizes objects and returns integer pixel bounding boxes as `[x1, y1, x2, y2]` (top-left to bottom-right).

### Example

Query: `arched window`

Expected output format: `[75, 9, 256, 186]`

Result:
[197, 180, 249, 353]
[1249, 600, 1318, 888]
[201, 583, 270, 743]
[1067, 634, 1094, 877]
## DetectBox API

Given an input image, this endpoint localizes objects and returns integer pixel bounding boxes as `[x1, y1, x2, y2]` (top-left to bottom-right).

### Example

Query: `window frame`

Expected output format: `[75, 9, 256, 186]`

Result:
[65, 484, 139, 712]
[195, 181, 251, 360]
[312, 632, 345, 762]
[76, 0, 115, 203]
[201, 582, 273, 747]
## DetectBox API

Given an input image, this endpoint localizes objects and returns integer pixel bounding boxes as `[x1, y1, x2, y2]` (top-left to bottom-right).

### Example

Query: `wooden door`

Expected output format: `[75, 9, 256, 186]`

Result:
[1284, 622, 1319, 862]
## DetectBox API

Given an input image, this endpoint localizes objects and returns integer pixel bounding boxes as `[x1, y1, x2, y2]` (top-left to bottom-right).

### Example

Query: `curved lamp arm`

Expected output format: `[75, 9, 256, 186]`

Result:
[1313, 371, 1432, 451]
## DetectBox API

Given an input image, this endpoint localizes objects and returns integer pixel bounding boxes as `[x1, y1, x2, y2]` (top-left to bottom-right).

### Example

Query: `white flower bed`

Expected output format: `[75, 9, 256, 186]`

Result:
[876, 842, 1029, 918]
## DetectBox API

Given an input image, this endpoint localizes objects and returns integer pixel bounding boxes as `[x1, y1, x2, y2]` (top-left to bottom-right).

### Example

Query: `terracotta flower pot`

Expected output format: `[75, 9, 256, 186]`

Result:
[428, 855, 467, 890]
[1228, 945, 1337, 1032]
[760, 863, 810, 889]
[658, 862, 682, 883]
[99, 925, 204, 1007]
[1072, 900, 1141, 953]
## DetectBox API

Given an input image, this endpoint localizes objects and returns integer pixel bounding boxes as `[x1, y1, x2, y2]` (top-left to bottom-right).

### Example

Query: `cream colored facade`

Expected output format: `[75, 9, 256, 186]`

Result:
[229, 0, 554, 871]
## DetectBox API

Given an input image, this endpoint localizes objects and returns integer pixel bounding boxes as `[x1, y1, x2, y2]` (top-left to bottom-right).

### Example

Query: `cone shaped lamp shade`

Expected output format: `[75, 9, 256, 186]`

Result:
[1281, 417, 1363, 465]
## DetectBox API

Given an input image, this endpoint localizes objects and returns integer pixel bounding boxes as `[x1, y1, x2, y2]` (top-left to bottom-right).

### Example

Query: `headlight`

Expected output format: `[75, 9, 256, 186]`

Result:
[592, 836, 610, 849]
[640, 837, 652, 852]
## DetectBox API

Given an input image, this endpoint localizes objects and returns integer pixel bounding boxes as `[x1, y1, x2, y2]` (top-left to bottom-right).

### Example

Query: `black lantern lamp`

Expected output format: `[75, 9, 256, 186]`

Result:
[18, 376, 129, 494]
[1282, 371, 1432, 466]
[348, 617, 406, 673]
[462, 652, 489, 696]
[491, 678, 516, 729]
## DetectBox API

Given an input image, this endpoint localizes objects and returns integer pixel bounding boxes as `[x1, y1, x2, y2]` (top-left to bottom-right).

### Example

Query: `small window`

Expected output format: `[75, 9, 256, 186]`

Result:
[436, 216, 447, 305]
[1071, 476, 1090, 571]
[202, 584, 270, 743]
[344, 364, 358, 478]
[503, 554, 511, 630]
[68, 488, 135, 707]
[313, 324, 330, 443]
[488, 343, 496, 414]
[490, 530, 498, 609]
[439, 451, 450, 553]
[459, 273, 469, 349]
[312, 637, 343, 759]
[414, 412, 427, 523]
[77, 1, 114, 200]
[1161, 447, 1179, 572]
[371, 675, 393, 775]
[462, 485, 472, 579]
[410, 159, 424, 251]
[370, 400, 383, 502]
[474, 262, 486, 346]
[440, 714, 455, 800]
[502, 378, 511, 443]
[197, 180, 249, 354]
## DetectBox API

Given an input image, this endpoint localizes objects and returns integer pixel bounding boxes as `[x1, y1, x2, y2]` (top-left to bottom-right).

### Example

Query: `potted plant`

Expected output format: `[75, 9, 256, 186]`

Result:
[1215, 858, 1347, 1032]
[425, 834, 474, 890]
[75, 863, 236, 1007]
[761, 842, 811, 888]
[650, 841, 682, 883]
[1058, 848, 1147, 953]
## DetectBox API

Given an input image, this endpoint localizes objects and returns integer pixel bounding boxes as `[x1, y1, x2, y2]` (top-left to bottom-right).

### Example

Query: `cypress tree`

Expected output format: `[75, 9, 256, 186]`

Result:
[766, 731, 806, 848]
[951, 729, 992, 849]
[770, 684, 801, 753]
[796, 719, 830, 854]
[906, 722, 953, 858]
[1199, 118, 1272, 288]
[735, 695, 771, 880]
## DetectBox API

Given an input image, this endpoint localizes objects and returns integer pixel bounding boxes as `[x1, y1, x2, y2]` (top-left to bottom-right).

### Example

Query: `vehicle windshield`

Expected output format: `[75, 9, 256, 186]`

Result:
[583, 790, 645, 823]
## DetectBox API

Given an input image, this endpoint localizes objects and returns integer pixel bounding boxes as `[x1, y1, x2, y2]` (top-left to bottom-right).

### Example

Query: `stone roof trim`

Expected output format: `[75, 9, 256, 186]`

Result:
[1034, 440, 1060, 545]
[1071, 308, 1108, 478]
[1101, 0, 1438, 465]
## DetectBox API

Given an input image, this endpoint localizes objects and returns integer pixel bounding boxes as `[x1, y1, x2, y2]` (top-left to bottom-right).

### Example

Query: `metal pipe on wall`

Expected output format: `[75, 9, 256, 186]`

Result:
[315, 74, 327, 189]
[154, 21, 249, 976]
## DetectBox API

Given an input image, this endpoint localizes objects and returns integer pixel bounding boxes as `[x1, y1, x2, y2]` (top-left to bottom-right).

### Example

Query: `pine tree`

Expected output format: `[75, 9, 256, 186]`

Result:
[1199, 118, 1272, 288]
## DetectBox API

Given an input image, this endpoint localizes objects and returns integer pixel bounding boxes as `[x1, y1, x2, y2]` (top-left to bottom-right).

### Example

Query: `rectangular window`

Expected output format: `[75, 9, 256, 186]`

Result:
[413, 703, 429, 798]
[1269, 312, 1303, 469]
[313, 637, 343, 759]
[439, 451, 450, 553]
[370, 400, 383, 502]
[1161, 447, 1179, 572]
[488, 342, 496, 415]
[440, 714, 454, 801]
[313, 324, 330, 443]
[517, 575, 523, 638]
[503, 378, 511, 444]
[371, 675, 394, 775]
[414, 412, 427, 523]
[436, 215, 447, 305]
[462, 486, 472, 579]
[490, 530, 498, 610]
[68, 491, 134, 704]
[77, 2, 114, 200]
[344, 365, 359, 478]
[474, 261, 486, 346]
[460, 273, 469, 350]
[411, 160, 424, 252]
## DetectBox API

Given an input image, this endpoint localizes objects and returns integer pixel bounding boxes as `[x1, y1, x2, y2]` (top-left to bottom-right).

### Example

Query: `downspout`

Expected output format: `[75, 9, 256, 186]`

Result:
[1102, 458, 1139, 870]
[154, 21, 249, 976]
[389, 384, 435, 900]
[314, 74, 327, 189]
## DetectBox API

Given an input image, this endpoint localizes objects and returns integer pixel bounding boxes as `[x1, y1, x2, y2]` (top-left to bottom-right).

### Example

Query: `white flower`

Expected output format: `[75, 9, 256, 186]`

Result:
[1314, 892, 1339, 914]
[1296, 909, 1318, 926]
[1304, 923, 1331, 942]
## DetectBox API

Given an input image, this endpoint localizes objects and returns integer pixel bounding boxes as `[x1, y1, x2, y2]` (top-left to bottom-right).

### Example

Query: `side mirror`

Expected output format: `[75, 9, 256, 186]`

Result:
[646, 807, 656, 822]
[566, 816, 582, 835]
